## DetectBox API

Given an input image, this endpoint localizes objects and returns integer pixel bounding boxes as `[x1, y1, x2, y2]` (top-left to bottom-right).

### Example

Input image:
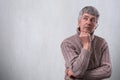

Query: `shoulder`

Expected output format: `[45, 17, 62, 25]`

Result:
[61, 34, 79, 47]
[94, 35, 108, 47]
[62, 33, 78, 42]
[94, 35, 106, 42]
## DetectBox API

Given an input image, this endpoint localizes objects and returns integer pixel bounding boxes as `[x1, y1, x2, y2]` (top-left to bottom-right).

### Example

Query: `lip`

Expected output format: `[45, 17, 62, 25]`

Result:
[83, 28, 91, 33]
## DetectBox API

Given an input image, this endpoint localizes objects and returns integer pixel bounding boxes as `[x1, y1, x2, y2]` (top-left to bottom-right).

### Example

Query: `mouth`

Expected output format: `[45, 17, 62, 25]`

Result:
[83, 27, 91, 33]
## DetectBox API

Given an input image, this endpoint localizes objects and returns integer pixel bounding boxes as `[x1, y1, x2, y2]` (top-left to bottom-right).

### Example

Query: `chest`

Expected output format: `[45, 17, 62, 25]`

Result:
[75, 39, 103, 70]
[87, 42, 103, 70]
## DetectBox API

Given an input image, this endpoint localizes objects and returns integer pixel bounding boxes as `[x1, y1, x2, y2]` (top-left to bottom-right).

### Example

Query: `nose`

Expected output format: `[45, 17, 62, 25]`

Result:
[86, 19, 92, 25]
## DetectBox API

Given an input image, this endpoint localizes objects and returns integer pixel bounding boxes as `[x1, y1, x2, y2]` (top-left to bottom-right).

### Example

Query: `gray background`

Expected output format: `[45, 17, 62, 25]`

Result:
[0, 0, 120, 80]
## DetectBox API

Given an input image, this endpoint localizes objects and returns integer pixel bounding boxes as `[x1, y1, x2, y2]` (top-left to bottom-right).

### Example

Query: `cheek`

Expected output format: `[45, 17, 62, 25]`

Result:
[79, 23, 85, 31]
[91, 23, 96, 28]
[78, 21, 84, 27]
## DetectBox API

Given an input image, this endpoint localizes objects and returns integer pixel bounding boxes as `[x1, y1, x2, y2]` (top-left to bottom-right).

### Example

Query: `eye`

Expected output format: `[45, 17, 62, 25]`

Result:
[91, 18, 96, 23]
[83, 17, 88, 21]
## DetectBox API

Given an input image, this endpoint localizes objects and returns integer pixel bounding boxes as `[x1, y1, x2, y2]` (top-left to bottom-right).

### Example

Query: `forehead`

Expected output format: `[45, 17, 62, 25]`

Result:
[82, 13, 96, 19]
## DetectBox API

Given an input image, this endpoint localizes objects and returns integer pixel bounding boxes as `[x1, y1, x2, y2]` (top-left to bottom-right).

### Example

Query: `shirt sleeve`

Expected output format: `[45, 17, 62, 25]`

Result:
[84, 41, 112, 79]
[61, 40, 92, 78]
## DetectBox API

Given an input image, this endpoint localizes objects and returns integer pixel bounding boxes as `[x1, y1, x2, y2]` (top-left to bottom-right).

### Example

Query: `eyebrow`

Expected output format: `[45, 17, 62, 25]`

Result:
[83, 15, 96, 19]
[83, 15, 89, 18]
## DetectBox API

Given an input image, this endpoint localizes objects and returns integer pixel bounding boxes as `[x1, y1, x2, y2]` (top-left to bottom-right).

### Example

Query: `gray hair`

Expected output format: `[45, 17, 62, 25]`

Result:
[78, 6, 100, 22]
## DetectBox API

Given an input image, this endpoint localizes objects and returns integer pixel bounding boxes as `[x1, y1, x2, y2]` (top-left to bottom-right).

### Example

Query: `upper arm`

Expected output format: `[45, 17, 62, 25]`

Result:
[101, 41, 112, 74]
[61, 40, 78, 68]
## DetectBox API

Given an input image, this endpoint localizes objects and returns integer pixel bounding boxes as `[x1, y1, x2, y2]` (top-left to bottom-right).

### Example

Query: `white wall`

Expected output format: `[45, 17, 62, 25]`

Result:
[0, 0, 120, 80]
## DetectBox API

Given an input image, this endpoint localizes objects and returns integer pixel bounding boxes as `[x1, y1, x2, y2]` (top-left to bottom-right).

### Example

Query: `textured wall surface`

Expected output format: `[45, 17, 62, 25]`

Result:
[0, 0, 120, 80]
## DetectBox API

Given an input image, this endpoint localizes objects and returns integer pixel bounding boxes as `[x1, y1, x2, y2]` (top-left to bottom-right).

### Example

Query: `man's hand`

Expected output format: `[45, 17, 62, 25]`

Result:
[66, 69, 75, 77]
[79, 30, 91, 51]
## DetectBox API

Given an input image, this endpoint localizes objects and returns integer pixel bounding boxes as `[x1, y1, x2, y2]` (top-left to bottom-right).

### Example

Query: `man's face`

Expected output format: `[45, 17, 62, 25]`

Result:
[78, 13, 98, 34]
